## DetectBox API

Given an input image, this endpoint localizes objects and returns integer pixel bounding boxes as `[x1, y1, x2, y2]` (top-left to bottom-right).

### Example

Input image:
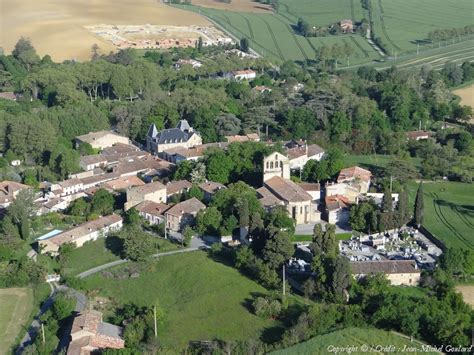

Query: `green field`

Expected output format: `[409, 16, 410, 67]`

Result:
[176, 3, 381, 64]
[0, 288, 34, 353]
[174, 1, 473, 69]
[61, 236, 178, 276]
[79, 251, 285, 349]
[270, 327, 437, 355]
[371, 0, 473, 55]
[407, 181, 474, 250]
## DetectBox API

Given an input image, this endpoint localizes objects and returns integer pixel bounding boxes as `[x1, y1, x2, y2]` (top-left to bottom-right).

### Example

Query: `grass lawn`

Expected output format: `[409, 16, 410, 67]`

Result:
[407, 181, 474, 250]
[270, 327, 437, 355]
[79, 251, 284, 349]
[0, 288, 34, 353]
[61, 236, 178, 276]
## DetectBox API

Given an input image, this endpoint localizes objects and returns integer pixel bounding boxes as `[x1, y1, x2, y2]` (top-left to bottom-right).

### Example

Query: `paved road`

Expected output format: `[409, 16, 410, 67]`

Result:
[15, 283, 87, 354]
[77, 237, 208, 279]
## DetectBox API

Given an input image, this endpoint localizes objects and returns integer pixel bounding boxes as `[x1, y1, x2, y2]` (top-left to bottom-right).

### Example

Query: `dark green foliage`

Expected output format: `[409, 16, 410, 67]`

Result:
[414, 182, 424, 227]
[91, 188, 115, 215]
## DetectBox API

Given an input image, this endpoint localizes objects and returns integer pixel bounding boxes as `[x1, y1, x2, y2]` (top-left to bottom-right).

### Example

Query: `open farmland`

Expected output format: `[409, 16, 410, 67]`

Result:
[270, 327, 438, 355]
[407, 181, 474, 251]
[456, 285, 474, 308]
[176, 4, 381, 64]
[0, 0, 209, 61]
[192, 0, 273, 13]
[0, 288, 33, 353]
[453, 84, 474, 109]
[371, 0, 473, 55]
[79, 251, 285, 349]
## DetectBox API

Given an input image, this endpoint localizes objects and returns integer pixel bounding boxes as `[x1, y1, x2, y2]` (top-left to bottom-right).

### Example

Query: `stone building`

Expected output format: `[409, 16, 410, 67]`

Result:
[146, 119, 202, 154]
[75, 131, 130, 150]
[263, 152, 290, 182]
[124, 181, 167, 210]
[350, 260, 421, 286]
[165, 197, 206, 232]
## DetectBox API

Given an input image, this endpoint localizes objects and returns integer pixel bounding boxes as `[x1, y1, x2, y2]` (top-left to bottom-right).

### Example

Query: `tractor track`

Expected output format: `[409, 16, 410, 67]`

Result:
[431, 193, 474, 249]
[377, 0, 401, 52]
[261, 17, 285, 60]
[273, 15, 309, 61]
[349, 36, 370, 58]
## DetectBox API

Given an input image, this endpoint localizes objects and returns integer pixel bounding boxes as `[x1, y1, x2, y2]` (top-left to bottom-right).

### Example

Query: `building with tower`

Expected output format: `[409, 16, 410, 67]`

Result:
[146, 120, 202, 154]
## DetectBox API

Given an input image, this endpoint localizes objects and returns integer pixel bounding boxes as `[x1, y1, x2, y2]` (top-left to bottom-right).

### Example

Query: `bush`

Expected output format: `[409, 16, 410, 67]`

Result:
[252, 296, 282, 319]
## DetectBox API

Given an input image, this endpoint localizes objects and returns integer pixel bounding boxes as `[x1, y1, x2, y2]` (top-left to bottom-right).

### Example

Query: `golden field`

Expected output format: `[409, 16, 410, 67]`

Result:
[453, 84, 474, 109]
[0, 0, 209, 61]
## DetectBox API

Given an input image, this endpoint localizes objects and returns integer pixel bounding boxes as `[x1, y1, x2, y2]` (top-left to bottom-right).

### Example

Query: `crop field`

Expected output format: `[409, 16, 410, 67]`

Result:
[79, 251, 284, 349]
[191, 0, 273, 13]
[453, 84, 474, 109]
[0, 0, 209, 61]
[371, 0, 473, 55]
[456, 285, 474, 308]
[178, 4, 381, 64]
[0, 288, 33, 353]
[407, 181, 474, 251]
[270, 327, 438, 355]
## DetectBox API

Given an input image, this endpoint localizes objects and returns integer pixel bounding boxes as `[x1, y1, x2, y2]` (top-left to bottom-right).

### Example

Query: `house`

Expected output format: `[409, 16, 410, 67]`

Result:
[325, 195, 351, 225]
[406, 130, 432, 141]
[166, 180, 192, 201]
[80, 172, 120, 190]
[337, 166, 372, 194]
[225, 69, 256, 81]
[174, 59, 202, 69]
[263, 176, 320, 224]
[263, 152, 290, 182]
[225, 133, 260, 143]
[11, 159, 21, 166]
[101, 143, 140, 156]
[113, 156, 173, 178]
[102, 176, 145, 191]
[135, 200, 169, 225]
[80, 155, 109, 171]
[161, 146, 206, 164]
[0, 180, 30, 208]
[286, 143, 325, 170]
[146, 119, 202, 153]
[50, 179, 84, 198]
[165, 197, 206, 232]
[350, 260, 421, 286]
[38, 198, 69, 215]
[199, 181, 226, 202]
[75, 131, 130, 150]
[326, 182, 361, 203]
[340, 19, 353, 32]
[67, 310, 125, 354]
[124, 181, 167, 210]
[39, 215, 123, 255]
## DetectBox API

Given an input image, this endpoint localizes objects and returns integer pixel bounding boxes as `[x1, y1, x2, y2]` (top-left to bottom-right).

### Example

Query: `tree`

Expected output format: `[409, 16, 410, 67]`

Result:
[7, 189, 37, 240]
[196, 207, 222, 236]
[396, 188, 410, 227]
[182, 226, 194, 247]
[261, 230, 294, 270]
[125, 208, 141, 226]
[91, 188, 115, 215]
[122, 227, 153, 261]
[186, 184, 204, 201]
[12, 37, 40, 71]
[240, 38, 250, 53]
[206, 149, 233, 184]
[327, 256, 351, 303]
[69, 198, 90, 217]
[414, 182, 424, 227]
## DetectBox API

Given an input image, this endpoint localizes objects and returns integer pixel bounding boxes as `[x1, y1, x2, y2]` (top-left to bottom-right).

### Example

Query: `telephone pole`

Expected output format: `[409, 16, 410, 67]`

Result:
[282, 264, 286, 296]
[41, 323, 45, 344]
[153, 305, 157, 338]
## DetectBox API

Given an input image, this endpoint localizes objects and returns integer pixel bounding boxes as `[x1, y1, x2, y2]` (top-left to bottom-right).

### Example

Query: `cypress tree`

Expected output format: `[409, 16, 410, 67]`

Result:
[396, 187, 410, 227]
[414, 182, 424, 227]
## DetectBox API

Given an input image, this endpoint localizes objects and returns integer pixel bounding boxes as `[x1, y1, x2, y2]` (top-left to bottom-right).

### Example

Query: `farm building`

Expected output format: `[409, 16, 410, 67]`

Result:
[339, 19, 353, 32]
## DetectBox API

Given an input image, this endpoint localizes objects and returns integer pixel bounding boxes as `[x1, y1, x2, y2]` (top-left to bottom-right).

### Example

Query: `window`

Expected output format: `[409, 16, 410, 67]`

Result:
[300, 207, 303, 214]
[280, 161, 283, 168]
[270, 162, 274, 169]
[266, 162, 269, 169]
